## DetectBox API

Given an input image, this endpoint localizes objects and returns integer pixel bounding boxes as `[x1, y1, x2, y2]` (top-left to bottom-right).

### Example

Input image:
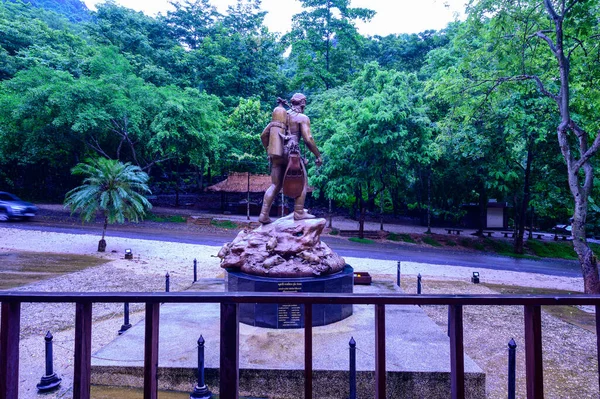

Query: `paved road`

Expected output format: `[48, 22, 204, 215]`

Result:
[1, 219, 581, 278]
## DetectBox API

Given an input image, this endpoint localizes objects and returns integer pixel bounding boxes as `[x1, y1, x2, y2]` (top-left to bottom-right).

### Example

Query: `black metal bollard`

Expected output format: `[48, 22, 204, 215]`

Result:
[193, 258, 198, 283]
[118, 302, 132, 335]
[447, 306, 450, 336]
[166, 272, 170, 292]
[190, 335, 212, 399]
[396, 261, 401, 287]
[36, 331, 62, 392]
[348, 337, 356, 399]
[508, 338, 517, 399]
[417, 273, 422, 294]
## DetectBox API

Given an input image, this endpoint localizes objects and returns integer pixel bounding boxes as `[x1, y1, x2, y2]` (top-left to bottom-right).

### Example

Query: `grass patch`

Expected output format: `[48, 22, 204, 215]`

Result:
[483, 238, 538, 259]
[422, 236, 442, 247]
[400, 233, 416, 244]
[459, 238, 471, 247]
[473, 242, 485, 251]
[388, 233, 416, 244]
[445, 240, 457, 247]
[146, 213, 186, 223]
[485, 238, 516, 255]
[0, 252, 110, 289]
[348, 237, 374, 244]
[329, 229, 339, 236]
[590, 243, 600, 253]
[526, 240, 577, 260]
[211, 219, 238, 229]
[387, 232, 400, 241]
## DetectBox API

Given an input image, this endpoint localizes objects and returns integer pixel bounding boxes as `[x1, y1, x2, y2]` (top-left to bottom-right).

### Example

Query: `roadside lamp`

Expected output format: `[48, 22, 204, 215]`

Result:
[124, 249, 133, 260]
[471, 272, 480, 284]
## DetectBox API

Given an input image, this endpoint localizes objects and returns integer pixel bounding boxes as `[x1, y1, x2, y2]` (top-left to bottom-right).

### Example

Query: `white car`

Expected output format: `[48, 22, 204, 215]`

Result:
[0, 191, 38, 221]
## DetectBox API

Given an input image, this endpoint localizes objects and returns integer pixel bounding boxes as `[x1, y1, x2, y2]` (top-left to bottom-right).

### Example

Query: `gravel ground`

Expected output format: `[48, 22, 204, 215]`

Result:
[0, 223, 595, 399]
[402, 277, 599, 399]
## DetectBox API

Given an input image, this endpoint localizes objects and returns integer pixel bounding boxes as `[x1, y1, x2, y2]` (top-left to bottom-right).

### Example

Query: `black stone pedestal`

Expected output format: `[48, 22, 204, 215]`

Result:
[226, 265, 354, 329]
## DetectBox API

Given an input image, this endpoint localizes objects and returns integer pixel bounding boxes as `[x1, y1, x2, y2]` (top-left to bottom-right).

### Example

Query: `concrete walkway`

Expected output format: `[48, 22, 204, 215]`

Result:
[91, 278, 485, 399]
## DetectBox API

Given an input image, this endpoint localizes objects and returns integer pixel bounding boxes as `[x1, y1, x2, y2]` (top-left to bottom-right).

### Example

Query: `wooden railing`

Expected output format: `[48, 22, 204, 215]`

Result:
[1, 292, 599, 399]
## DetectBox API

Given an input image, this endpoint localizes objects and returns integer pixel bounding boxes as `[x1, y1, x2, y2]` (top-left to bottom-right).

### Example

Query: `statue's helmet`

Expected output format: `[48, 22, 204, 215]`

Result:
[290, 93, 306, 106]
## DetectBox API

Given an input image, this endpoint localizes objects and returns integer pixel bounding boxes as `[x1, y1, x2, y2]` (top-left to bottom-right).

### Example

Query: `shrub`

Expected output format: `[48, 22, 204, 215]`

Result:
[348, 237, 374, 244]
[473, 242, 485, 251]
[388, 233, 416, 244]
[526, 240, 577, 260]
[211, 220, 238, 229]
[422, 236, 442, 247]
[484, 238, 514, 256]
[146, 213, 186, 223]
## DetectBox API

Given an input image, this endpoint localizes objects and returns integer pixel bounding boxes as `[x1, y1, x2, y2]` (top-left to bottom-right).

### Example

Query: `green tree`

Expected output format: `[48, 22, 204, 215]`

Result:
[466, 0, 600, 292]
[219, 96, 270, 174]
[87, 2, 184, 86]
[311, 63, 434, 237]
[0, 1, 91, 81]
[165, 0, 219, 50]
[6, 0, 90, 23]
[362, 30, 449, 73]
[286, 0, 375, 90]
[64, 157, 152, 252]
[149, 85, 223, 204]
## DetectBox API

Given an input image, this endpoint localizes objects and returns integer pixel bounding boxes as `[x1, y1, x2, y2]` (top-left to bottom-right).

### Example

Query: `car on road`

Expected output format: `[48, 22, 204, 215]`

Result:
[552, 224, 572, 235]
[0, 191, 38, 221]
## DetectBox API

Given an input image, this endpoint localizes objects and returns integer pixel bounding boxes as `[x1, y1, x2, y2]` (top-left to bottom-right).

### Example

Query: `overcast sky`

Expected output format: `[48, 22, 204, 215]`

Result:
[82, 0, 466, 36]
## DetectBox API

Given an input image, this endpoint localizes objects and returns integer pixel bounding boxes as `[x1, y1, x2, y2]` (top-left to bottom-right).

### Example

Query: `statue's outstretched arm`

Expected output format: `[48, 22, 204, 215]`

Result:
[300, 119, 322, 165]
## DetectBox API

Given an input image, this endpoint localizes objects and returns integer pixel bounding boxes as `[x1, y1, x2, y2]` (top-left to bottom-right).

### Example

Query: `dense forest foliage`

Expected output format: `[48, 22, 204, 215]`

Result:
[1, 0, 599, 249]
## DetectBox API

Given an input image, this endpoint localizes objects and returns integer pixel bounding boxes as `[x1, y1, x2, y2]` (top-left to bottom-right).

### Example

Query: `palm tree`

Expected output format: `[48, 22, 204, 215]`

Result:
[64, 158, 152, 252]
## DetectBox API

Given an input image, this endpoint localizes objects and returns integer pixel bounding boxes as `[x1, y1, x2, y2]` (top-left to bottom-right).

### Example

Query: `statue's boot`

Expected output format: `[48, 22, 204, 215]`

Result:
[258, 202, 273, 224]
[294, 205, 316, 220]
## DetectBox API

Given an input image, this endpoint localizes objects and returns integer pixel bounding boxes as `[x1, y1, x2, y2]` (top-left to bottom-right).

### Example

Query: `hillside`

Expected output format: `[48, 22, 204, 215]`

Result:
[6, 0, 90, 22]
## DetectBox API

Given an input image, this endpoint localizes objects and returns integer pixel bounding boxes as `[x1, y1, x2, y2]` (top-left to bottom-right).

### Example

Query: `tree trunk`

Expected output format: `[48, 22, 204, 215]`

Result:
[379, 190, 384, 231]
[514, 139, 533, 254]
[572, 194, 600, 293]
[477, 180, 486, 236]
[357, 186, 364, 239]
[391, 185, 399, 217]
[198, 161, 205, 192]
[175, 161, 180, 207]
[358, 199, 365, 240]
[98, 215, 108, 252]
[543, 1, 600, 293]
[207, 164, 212, 187]
[328, 198, 333, 228]
[426, 167, 432, 234]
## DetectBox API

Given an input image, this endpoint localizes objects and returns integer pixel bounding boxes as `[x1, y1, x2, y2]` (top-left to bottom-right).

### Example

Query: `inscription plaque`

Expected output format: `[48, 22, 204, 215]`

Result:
[226, 265, 354, 328]
[277, 282, 303, 328]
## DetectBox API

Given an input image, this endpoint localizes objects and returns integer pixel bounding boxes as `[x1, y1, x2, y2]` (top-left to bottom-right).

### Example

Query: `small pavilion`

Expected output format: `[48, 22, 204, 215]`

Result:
[207, 172, 312, 216]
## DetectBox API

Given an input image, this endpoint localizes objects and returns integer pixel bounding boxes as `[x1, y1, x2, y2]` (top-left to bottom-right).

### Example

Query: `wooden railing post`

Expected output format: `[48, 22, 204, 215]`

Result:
[304, 304, 313, 399]
[220, 302, 239, 399]
[524, 305, 543, 399]
[0, 302, 20, 399]
[596, 305, 600, 390]
[449, 305, 465, 399]
[375, 304, 386, 399]
[73, 302, 92, 399]
[144, 303, 160, 399]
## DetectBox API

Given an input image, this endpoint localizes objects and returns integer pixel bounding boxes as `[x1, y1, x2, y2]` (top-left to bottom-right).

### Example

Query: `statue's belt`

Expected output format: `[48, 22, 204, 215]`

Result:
[282, 134, 300, 142]
[270, 121, 286, 129]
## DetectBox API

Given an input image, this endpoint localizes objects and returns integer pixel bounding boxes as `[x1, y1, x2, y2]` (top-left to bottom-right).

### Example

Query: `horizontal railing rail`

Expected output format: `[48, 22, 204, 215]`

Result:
[1, 292, 600, 399]
[1, 291, 599, 305]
